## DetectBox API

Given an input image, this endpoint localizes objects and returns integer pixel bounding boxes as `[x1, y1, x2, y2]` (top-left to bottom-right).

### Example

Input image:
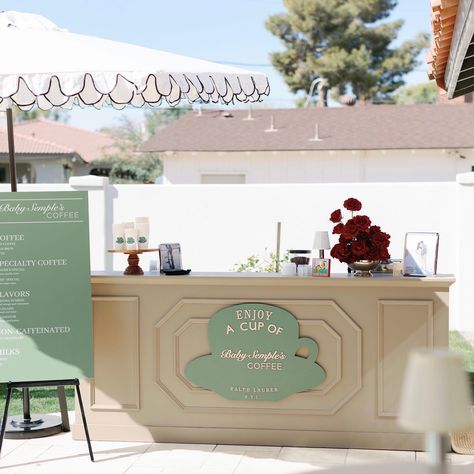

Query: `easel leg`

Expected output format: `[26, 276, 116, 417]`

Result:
[0, 385, 13, 456]
[57, 386, 70, 432]
[75, 381, 94, 462]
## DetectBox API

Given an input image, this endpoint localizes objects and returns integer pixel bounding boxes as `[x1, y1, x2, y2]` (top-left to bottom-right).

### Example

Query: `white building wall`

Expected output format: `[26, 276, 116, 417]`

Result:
[162, 149, 474, 184]
[31, 157, 66, 183]
[0, 155, 91, 184]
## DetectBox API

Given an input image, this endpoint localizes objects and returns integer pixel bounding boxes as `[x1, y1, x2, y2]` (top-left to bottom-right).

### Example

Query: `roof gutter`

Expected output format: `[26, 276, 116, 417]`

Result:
[0, 152, 82, 161]
[445, 0, 474, 98]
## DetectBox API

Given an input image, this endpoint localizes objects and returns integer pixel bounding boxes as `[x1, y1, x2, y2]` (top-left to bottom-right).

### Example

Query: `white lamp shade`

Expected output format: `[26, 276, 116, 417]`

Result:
[313, 231, 331, 250]
[398, 349, 473, 433]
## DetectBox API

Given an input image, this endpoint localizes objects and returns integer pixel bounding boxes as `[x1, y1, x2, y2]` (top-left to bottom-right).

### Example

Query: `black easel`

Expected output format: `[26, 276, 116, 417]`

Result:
[0, 379, 94, 461]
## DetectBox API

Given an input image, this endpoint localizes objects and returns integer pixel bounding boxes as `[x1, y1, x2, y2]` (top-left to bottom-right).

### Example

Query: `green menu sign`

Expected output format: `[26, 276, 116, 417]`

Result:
[185, 303, 325, 401]
[0, 191, 93, 381]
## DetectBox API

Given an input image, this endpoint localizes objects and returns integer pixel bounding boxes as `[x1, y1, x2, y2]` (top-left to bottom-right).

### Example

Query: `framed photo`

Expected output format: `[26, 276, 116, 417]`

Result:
[159, 243, 182, 272]
[312, 258, 331, 277]
[402, 232, 439, 276]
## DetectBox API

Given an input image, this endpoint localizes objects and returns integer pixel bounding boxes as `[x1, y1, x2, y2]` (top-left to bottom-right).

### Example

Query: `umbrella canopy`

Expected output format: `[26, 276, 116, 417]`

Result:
[0, 11, 270, 111]
[0, 11, 270, 190]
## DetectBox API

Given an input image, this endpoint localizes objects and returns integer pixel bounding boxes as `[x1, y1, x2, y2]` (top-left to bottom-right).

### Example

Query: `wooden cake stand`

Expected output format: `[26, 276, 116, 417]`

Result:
[108, 248, 159, 275]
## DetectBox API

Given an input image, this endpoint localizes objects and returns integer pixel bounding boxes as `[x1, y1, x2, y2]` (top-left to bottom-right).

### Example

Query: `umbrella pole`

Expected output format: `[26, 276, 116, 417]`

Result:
[6, 108, 17, 192]
[5, 108, 33, 434]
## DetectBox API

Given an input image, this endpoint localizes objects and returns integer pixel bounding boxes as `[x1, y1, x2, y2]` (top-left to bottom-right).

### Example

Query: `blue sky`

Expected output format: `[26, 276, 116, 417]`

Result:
[3, 0, 431, 130]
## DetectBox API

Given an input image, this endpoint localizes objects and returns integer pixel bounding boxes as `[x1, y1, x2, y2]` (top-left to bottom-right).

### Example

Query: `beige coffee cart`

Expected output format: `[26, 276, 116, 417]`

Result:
[73, 272, 453, 450]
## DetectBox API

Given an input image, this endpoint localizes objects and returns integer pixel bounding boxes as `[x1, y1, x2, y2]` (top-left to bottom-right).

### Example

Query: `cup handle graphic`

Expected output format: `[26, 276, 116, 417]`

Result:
[296, 337, 318, 362]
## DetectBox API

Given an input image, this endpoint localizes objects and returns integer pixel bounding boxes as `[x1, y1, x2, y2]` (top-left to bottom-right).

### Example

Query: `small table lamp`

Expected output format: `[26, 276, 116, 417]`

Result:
[313, 231, 331, 258]
[398, 349, 473, 473]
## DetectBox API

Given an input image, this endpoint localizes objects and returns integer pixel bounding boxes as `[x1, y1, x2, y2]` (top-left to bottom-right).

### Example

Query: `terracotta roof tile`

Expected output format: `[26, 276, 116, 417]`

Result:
[12, 119, 116, 162]
[0, 130, 76, 156]
[141, 105, 474, 153]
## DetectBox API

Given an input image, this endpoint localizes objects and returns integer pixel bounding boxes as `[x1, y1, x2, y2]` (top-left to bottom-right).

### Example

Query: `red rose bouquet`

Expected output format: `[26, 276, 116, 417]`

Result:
[329, 198, 391, 264]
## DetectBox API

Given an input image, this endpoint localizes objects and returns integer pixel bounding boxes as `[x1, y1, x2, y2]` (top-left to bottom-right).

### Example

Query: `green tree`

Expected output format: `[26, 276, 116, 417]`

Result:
[144, 107, 191, 138]
[94, 117, 161, 184]
[93, 108, 190, 184]
[393, 82, 437, 105]
[266, 0, 429, 105]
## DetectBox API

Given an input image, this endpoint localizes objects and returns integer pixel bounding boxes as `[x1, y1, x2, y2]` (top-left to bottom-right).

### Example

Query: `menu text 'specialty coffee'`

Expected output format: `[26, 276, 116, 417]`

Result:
[0, 192, 93, 381]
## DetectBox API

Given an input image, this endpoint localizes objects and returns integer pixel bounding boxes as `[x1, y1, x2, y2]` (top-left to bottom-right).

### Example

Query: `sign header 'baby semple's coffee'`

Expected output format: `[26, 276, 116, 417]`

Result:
[0, 191, 93, 381]
[185, 303, 325, 401]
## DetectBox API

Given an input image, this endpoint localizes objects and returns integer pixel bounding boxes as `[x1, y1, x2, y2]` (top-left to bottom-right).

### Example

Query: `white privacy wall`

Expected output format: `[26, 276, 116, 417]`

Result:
[107, 181, 456, 275]
[1, 177, 471, 329]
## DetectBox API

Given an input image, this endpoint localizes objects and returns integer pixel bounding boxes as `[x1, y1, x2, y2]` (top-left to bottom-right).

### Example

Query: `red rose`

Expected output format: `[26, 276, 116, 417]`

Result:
[343, 198, 362, 212]
[330, 209, 342, 223]
[332, 223, 344, 234]
[343, 223, 358, 238]
[368, 245, 390, 261]
[357, 231, 370, 241]
[379, 247, 390, 260]
[351, 241, 369, 257]
[330, 243, 351, 263]
[369, 225, 381, 234]
[339, 233, 353, 243]
[368, 248, 380, 260]
[372, 232, 390, 246]
[370, 246, 389, 261]
[353, 215, 371, 230]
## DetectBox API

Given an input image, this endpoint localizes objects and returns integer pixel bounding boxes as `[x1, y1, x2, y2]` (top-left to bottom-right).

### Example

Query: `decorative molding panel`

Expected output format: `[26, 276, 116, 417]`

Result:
[377, 300, 433, 417]
[155, 298, 362, 415]
[90, 296, 140, 411]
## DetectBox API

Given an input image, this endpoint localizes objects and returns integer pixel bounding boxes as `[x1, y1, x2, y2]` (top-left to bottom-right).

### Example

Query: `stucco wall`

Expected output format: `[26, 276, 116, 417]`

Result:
[161, 149, 474, 184]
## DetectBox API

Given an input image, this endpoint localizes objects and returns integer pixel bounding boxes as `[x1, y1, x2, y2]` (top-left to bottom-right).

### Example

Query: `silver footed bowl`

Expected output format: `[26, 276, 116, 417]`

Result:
[348, 260, 380, 277]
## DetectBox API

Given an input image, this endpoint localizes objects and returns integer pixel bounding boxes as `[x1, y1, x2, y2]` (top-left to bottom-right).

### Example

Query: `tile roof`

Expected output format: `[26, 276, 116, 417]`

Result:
[0, 130, 76, 156]
[10, 119, 116, 162]
[428, 0, 459, 90]
[140, 104, 474, 153]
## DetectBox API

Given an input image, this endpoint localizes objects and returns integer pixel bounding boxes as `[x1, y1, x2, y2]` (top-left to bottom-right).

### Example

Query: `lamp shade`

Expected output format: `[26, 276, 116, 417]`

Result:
[313, 231, 330, 250]
[398, 349, 472, 433]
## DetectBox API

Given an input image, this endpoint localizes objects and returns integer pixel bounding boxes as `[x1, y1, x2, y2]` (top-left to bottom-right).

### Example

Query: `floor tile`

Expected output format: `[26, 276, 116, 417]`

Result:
[233, 457, 320, 474]
[125, 467, 165, 474]
[2, 436, 463, 473]
[199, 450, 243, 473]
[449, 453, 474, 465]
[14, 442, 149, 473]
[131, 443, 216, 469]
[214, 444, 281, 454]
[416, 450, 474, 465]
[0, 438, 28, 457]
[345, 449, 415, 464]
[279, 447, 348, 466]
[0, 444, 52, 470]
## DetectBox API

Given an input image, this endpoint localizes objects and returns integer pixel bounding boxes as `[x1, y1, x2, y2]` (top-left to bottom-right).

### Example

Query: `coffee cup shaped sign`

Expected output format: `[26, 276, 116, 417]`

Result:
[184, 303, 326, 401]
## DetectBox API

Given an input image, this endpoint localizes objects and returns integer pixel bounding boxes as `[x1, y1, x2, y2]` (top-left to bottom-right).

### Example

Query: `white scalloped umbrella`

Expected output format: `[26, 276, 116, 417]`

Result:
[0, 11, 270, 189]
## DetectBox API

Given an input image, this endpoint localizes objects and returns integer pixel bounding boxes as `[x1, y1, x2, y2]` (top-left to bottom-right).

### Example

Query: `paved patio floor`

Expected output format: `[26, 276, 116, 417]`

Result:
[1, 423, 474, 474]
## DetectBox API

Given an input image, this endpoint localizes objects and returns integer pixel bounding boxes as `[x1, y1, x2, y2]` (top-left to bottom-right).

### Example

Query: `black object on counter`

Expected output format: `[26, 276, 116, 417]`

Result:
[289, 249, 311, 266]
[163, 269, 191, 275]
